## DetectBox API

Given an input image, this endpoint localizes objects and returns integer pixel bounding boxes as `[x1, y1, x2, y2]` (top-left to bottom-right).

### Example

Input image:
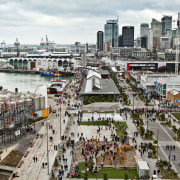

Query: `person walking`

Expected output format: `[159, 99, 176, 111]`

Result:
[35, 157, 38, 162]
[42, 162, 44, 169]
[174, 154, 176, 161]
[33, 156, 35, 162]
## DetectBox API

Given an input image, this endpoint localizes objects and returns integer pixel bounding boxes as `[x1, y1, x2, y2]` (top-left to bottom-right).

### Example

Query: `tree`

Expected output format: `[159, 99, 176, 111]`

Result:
[177, 128, 180, 139]
[156, 111, 159, 117]
[84, 173, 88, 180]
[103, 173, 108, 180]
[107, 95, 112, 102]
[160, 113, 165, 121]
[140, 126, 145, 136]
[51, 170, 55, 178]
[54, 158, 58, 167]
[124, 173, 128, 180]
[158, 66, 168, 72]
[84, 96, 89, 105]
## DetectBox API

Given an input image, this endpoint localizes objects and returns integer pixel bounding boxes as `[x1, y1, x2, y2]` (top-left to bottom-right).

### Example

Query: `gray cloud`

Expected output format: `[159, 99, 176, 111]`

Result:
[0, 0, 179, 44]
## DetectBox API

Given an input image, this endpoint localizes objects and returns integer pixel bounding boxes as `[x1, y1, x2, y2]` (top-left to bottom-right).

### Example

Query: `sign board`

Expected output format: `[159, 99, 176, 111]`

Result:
[15, 130, 20, 136]
[174, 100, 180, 103]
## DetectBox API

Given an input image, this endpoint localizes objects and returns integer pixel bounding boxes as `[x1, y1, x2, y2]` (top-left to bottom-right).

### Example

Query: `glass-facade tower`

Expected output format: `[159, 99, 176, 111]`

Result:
[122, 26, 134, 47]
[161, 16, 172, 36]
[97, 31, 104, 51]
[104, 19, 118, 47]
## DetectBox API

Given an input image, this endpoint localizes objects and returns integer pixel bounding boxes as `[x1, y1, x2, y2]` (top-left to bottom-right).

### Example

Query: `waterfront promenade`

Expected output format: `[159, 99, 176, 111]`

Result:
[6, 71, 180, 180]
[9, 74, 82, 180]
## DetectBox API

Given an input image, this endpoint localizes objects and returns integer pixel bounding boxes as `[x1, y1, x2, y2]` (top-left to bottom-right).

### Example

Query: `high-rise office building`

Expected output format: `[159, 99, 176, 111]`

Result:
[122, 26, 134, 47]
[140, 23, 149, 48]
[140, 23, 149, 37]
[118, 35, 123, 47]
[151, 18, 161, 49]
[104, 19, 119, 47]
[148, 30, 153, 51]
[161, 16, 172, 36]
[97, 31, 104, 51]
[141, 37, 148, 48]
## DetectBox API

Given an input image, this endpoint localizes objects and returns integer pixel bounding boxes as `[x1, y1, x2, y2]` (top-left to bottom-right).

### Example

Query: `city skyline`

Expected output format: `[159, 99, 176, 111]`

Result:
[0, 0, 179, 45]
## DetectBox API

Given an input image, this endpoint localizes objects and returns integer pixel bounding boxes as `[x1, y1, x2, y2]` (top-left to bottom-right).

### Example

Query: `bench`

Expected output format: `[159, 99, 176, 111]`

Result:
[17, 160, 24, 168]
[24, 151, 29, 157]
[30, 141, 35, 147]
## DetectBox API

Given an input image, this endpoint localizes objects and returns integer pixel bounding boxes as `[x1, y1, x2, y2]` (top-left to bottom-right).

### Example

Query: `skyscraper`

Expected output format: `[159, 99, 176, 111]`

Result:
[118, 35, 123, 47]
[104, 19, 119, 47]
[140, 23, 149, 48]
[161, 16, 172, 36]
[140, 23, 149, 37]
[97, 31, 104, 51]
[122, 26, 134, 47]
[151, 18, 161, 49]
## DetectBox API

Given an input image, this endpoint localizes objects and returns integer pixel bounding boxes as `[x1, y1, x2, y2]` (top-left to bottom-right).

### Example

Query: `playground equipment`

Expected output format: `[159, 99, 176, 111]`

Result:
[117, 145, 125, 164]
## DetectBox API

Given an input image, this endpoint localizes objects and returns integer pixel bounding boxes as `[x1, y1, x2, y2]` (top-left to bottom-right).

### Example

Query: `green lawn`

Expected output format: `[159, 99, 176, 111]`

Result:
[80, 121, 109, 126]
[114, 122, 128, 137]
[78, 162, 138, 179]
[172, 113, 180, 120]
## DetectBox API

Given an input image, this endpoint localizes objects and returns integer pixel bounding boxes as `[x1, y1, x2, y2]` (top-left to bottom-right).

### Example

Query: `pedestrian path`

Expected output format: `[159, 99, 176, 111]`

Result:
[9, 76, 82, 180]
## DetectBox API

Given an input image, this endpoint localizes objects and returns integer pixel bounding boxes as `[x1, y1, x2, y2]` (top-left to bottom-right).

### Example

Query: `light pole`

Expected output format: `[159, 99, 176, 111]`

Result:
[133, 93, 135, 111]
[157, 129, 159, 159]
[60, 97, 62, 140]
[168, 148, 172, 178]
[146, 111, 149, 132]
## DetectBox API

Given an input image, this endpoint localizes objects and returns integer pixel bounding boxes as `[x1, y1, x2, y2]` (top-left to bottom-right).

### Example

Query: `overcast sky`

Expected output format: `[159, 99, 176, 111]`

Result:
[0, 0, 179, 45]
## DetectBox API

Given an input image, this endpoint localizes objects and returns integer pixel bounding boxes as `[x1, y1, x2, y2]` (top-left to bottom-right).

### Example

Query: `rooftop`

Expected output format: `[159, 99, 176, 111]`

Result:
[80, 78, 120, 95]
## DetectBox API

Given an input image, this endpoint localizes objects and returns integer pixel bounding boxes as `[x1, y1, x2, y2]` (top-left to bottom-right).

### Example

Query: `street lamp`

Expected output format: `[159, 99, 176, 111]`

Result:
[157, 129, 159, 159]
[146, 111, 149, 132]
[168, 148, 172, 179]
[133, 93, 136, 111]
[59, 96, 62, 141]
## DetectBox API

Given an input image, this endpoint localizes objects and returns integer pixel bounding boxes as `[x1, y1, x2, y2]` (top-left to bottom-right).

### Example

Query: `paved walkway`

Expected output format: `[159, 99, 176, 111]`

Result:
[11, 76, 82, 180]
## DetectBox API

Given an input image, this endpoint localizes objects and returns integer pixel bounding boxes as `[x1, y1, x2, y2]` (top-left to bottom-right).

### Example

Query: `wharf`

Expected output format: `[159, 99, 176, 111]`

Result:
[0, 69, 40, 74]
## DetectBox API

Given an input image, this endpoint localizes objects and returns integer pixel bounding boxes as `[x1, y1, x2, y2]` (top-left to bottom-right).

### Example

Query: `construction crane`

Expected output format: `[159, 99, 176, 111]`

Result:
[175, 13, 180, 74]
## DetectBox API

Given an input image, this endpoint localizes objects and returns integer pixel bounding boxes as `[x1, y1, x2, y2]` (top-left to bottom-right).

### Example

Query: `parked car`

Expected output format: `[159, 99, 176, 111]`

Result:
[52, 110, 56, 113]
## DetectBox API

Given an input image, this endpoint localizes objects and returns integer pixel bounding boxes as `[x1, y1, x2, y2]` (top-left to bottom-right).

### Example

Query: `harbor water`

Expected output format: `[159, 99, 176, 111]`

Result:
[0, 72, 72, 93]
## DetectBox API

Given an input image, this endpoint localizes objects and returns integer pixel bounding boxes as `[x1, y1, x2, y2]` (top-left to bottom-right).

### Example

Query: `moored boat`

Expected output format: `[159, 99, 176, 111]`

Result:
[47, 79, 67, 94]
[40, 71, 62, 77]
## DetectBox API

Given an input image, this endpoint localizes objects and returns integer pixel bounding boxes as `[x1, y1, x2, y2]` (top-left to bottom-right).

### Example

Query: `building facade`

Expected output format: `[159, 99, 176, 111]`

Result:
[151, 18, 161, 50]
[104, 19, 119, 47]
[122, 26, 134, 47]
[97, 31, 104, 51]
[161, 16, 172, 37]
[140, 23, 149, 37]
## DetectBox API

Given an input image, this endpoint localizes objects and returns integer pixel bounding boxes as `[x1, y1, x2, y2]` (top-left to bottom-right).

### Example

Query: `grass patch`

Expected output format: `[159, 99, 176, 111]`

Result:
[80, 121, 109, 126]
[171, 113, 180, 120]
[159, 168, 178, 179]
[114, 122, 128, 138]
[0, 169, 13, 180]
[78, 162, 138, 179]
[0, 150, 23, 167]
